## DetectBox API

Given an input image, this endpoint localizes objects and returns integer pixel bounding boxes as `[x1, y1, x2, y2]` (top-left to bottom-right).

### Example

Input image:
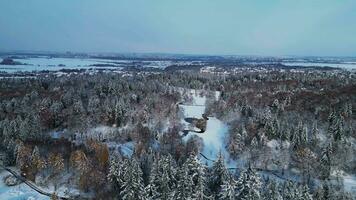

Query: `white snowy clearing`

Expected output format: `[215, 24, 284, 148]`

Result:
[0, 170, 49, 200]
[179, 90, 236, 167]
[0, 57, 124, 73]
[282, 62, 356, 70]
[0, 57, 202, 73]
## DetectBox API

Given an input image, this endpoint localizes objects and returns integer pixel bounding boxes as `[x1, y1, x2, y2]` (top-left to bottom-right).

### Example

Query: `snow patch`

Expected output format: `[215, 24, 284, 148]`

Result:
[179, 90, 235, 167]
[0, 170, 49, 200]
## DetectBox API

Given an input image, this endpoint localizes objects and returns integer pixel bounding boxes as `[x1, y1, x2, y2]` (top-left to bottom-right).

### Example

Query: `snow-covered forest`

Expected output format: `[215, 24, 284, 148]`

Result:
[0, 65, 355, 199]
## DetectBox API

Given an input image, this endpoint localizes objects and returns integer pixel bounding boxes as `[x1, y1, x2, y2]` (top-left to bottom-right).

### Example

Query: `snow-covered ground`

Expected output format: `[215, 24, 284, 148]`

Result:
[330, 170, 356, 194]
[0, 170, 49, 200]
[0, 57, 203, 73]
[179, 90, 236, 167]
[343, 174, 356, 194]
[0, 57, 124, 73]
[282, 62, 356, 70]
[107, 141, 135, 157]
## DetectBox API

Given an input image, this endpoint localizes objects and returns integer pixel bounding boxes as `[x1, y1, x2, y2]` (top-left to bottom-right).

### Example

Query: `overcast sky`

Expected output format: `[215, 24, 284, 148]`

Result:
[0, 0, 355, 56]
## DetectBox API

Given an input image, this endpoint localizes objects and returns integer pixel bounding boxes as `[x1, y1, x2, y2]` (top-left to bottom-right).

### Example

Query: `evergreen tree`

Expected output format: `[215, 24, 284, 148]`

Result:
[236, 167, 262, 200]
[229, 133, 245, 157]
[271, 99, 279, 114]
[175, 163, 193, 200]
[333, 117, 344, 141]
[300, 185, 313, 200]
[241, 125, 247, 141]
[209, 152, 229, 194]
[251, 137, 258, 149]
[186, 155, 209, 200]
[301, 125, 308, 145]
[120, 158, 146, 200]
[344, 102, 352, 118]
[219, 177, 237, 200]
[321, 183, 332, 200]
[319, 143, 332, 179]
[146, 155, 176, 200]
[327, 112, 344, 142]
[263, 180, 282, 200]
[313, 187, 325, 200]
[282, 181, 297, 200]
[293, 185, 303, 200]
[265, 118, 277, 139]
[292, 121, 305, 148]
[310, 122, 319, 148]
[108, 156, 126, 192]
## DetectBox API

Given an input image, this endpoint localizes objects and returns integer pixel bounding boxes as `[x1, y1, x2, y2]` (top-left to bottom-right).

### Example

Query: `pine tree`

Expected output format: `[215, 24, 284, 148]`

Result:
[282, 181, 296, 200]
[265, 119, 277, 139]
[327, 111, 336, 124]
[186, 155, 209, 200]
[145, 157, 160, 199]
[313, 187, 324, 200]
[293, 185, 303, 200]
[310, 122, 319, 148]
[321, 183, 332, 200]
[229, 133, 245, 157]
[31, 145, 46, 172]
[19, 117, 30, 141]
[108, 156, 126, 192]
[175, 163, 193, 200]
[28, 114, 42, 141]
[144, 183, 158, 200]
[120, 158, 146, 200]
[300, 185, 313, 200]
[333, 116, 344, 141]
[209, 152, 229, 194]
[347, 103, 352, 117]
[319, 143, 332, 179]
[344, 102, 352, 118]
[236, 167, 262, 200]
[241, 125, 247, 141]
[219, 177, 237, 200]
[271, 99, 279, 114]
[160, 168, 174, 200]
[301, 125, 308, 145]
[146, 155, 176, 200]
[263, 180, 282, 200]
[327, 112, 344, 142]
[292, 121, 305, 148]
[251, 137, 258, 149]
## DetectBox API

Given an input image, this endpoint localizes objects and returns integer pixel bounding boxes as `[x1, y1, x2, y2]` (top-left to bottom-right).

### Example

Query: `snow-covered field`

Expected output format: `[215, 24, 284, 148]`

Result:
[0, 170, 49, 200]
[343, 174, 356, 194]
[0, 57, 203, 73]
[0, 57, 123, 73]
[179, 90, 236, 167]
[330, 170, 356, 194]
[282, 62, 356, 70]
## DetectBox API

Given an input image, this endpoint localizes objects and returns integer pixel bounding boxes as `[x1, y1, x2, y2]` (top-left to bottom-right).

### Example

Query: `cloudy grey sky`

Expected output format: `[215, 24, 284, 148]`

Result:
[0, 0, 355, 56]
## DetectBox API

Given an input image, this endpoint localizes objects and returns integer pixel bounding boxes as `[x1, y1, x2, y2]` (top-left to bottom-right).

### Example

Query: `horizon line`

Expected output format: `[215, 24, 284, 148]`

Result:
[0, 49, 355, 59]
